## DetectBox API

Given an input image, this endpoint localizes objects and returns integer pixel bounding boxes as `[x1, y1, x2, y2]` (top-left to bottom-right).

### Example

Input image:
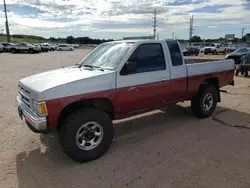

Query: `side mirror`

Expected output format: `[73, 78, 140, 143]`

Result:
[120, 61, 137, 75]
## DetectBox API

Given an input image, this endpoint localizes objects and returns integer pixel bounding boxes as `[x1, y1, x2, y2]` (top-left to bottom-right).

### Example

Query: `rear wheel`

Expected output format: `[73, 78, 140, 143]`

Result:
[235, 70, 239, 76]
[204, 52, 208, 55]
[59, 108, 114, 162]
[213, 50, 217, 55]
[191, 85, 218, 118]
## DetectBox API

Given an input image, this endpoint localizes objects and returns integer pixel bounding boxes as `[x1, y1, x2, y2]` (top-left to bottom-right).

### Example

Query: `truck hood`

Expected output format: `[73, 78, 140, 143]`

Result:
[20, 66, 114, 94]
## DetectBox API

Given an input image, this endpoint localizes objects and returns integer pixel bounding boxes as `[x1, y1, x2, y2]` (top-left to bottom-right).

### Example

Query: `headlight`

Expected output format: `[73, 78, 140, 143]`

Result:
[34, 101, 48, 116]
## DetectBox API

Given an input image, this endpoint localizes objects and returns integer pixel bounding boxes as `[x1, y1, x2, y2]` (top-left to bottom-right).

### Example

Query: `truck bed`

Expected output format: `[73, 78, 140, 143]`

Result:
[186, 59, 234, 96]
[184, 55, 225, 64]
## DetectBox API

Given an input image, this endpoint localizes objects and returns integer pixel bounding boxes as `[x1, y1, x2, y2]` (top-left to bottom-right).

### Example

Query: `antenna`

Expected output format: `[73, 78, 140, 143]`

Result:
[56, 26, 64, 68]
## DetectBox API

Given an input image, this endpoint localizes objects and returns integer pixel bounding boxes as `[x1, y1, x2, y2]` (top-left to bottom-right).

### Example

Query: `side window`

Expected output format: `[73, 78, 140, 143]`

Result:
[128, 43, 165, 73]
[166, 40, 183, 66]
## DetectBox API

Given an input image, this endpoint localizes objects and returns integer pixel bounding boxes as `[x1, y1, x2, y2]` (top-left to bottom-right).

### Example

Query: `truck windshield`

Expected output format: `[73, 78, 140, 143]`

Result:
[78, 42, 133, 70]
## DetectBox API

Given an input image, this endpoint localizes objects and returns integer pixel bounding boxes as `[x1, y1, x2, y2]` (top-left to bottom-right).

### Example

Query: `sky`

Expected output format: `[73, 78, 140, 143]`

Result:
[0, 0, 250, 39]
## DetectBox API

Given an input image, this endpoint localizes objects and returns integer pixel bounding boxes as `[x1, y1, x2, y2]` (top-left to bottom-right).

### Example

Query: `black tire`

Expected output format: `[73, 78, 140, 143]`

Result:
[29, 48, 33, 54]
[191, 85, 218, 118]
[51, 48, 54, 51]
[204, 52, 208, 55]
[213, 50, 217, 55]
[59, 108, 114, 162]
[235, 70, 239, 76]
[11, 48, 16, 54]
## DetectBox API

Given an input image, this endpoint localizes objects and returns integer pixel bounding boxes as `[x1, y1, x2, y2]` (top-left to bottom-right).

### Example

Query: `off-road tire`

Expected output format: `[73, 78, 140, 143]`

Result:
[59, 108, 114, 163]
[191, 85, 218, 118]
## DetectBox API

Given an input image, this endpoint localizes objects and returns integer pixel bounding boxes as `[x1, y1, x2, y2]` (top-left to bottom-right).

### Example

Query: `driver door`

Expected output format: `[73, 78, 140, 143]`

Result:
[116, 42, 170, 116]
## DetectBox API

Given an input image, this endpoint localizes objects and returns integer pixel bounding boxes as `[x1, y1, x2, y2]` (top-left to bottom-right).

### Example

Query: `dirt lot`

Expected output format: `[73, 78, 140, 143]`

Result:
[1, 51, 250, 188]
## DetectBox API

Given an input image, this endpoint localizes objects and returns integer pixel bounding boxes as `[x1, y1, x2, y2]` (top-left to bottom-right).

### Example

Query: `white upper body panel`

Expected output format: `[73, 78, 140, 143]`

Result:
[20, 66, 115, 101]
[187, 59, 234, 76]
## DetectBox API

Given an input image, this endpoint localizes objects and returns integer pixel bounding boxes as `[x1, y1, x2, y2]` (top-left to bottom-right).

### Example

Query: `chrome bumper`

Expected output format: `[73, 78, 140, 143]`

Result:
[16, 96, 48, 134]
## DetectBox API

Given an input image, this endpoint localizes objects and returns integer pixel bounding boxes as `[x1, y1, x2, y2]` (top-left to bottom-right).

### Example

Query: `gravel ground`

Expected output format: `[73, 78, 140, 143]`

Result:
[0, 50, 250, 188]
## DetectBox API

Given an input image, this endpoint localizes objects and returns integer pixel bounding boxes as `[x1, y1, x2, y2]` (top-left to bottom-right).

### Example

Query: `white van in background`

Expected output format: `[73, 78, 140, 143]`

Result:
[57, 44, 74, 51]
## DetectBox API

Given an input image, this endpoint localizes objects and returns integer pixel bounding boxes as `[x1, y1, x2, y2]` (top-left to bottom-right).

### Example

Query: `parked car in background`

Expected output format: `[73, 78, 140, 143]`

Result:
[72, 44, 80, 48]
[0, 44, 3, 52]
[57, 44, 74, 51]
[227, 45, 237, 53]
[0, 42, 16, 52]
[226, 47, 250, 64]
[203, 43, 227, 55]
[183, 47, 199, 56]
[34, 44, 49, 52]
[42, 43, 57, 51]
[16, 40, 235, 162]
[10, 42, 41, 53]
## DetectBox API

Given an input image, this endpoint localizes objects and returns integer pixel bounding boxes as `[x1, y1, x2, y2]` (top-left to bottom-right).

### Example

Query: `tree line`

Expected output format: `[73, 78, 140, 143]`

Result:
[190, 35, 247, 43]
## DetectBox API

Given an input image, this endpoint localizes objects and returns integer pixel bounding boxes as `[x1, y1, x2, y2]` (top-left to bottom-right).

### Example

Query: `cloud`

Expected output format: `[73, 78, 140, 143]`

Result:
[0, 0, 249, 39]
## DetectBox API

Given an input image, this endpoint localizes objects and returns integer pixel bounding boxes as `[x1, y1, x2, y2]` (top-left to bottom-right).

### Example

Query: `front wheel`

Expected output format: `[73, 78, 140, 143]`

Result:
[213, 50, 217, 55]
[59, 108, 114, 162]
[191, 85, 218, 118]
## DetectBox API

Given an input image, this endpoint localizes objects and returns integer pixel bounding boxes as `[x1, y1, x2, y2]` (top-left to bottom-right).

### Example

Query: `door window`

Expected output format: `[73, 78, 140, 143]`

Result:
[126, 43, 165, 73]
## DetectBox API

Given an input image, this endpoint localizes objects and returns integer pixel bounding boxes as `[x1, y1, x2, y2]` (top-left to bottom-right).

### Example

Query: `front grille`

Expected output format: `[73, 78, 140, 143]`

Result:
[18, 85, 31, 109]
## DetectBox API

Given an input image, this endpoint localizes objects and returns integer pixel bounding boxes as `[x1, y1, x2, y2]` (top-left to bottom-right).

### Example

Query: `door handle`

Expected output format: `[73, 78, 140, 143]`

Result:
[161, 78, 168, 81]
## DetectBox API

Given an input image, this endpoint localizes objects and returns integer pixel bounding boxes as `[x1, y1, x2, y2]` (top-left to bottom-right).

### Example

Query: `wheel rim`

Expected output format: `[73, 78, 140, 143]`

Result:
[202, 93, 214, 111]
[75, 121, 103, 151]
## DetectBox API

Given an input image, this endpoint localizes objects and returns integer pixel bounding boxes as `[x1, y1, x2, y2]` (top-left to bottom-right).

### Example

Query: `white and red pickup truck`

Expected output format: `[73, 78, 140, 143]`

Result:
[16, 40, 234, 162]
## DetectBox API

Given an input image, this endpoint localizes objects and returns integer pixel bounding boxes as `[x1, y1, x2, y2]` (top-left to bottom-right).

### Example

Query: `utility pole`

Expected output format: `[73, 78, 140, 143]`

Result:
[157, 31, 159, 39]
[3, 0, 11, 42]
[189, 15, 194, 46]
[241, 28, 245, 40]
[153, 9, 157, 39]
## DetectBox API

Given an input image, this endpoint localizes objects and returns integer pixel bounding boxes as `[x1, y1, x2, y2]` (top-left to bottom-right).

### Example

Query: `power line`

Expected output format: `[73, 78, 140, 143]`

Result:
[189, 15, 194, 46]
[153, 9, 157, 39]
[3, 0, 10, 42]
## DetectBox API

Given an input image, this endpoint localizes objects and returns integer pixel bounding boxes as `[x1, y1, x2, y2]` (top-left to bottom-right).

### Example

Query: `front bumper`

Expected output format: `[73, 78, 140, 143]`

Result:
[16, 96, 48, 134]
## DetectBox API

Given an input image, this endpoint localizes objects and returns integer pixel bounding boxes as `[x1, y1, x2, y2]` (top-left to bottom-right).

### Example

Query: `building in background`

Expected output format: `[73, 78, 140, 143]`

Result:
[225, 34, 235, 41]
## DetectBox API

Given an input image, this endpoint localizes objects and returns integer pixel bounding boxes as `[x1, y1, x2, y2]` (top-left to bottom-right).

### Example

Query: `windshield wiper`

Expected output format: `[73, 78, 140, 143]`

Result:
[75, 64, 82, 68]
[83, 64, 104, 71]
